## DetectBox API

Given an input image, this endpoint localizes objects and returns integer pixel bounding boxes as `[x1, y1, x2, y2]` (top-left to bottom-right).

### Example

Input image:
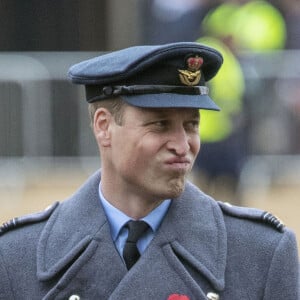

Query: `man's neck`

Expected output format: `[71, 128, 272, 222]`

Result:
[100, 178, 164, 219]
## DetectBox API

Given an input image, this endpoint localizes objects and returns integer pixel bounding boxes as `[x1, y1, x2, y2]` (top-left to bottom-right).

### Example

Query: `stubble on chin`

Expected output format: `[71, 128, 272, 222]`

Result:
[166, 175, 186, 198]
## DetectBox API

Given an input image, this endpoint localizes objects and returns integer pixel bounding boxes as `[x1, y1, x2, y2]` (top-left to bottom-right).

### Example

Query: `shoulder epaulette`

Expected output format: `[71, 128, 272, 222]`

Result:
[218, 201, 285, 232]
[0, 201, 59, 236]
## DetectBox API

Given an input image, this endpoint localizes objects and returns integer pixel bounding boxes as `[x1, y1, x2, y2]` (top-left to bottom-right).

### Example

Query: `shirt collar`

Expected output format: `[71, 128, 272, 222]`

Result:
[99, 184, 171, 241]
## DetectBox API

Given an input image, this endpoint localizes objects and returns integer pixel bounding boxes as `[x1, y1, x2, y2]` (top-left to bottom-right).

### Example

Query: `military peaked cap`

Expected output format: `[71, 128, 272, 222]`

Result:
[68, 42, 223, 110]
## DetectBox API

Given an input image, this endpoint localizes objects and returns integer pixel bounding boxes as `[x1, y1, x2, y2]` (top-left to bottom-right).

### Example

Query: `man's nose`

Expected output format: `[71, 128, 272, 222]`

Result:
[166, 127, 190, 156]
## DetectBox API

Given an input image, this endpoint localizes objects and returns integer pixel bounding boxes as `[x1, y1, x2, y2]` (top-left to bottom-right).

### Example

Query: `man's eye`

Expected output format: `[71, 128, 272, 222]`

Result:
[147, 120, 167, 127]
[193, 120, 200, 127]
[149, 120, 169, 131]
[185, 121, 199, 131]
[154, 121, 167, 127]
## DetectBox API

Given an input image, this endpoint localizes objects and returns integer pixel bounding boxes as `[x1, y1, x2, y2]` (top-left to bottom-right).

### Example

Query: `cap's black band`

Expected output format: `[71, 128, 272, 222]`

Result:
[86, 85, 209, 103]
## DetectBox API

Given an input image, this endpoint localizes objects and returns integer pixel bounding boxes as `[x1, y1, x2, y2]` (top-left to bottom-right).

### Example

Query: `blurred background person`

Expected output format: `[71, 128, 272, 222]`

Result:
[140, 0, 218, 44]
[193, 0, 287, 202]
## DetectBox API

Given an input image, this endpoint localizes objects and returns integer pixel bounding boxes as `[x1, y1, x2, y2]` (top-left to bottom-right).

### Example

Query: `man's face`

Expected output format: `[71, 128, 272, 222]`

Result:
[105, 105, 201, 202]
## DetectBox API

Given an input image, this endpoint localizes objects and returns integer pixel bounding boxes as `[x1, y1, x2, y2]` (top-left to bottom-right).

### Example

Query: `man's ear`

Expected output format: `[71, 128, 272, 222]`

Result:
[93, 108, 112, 147]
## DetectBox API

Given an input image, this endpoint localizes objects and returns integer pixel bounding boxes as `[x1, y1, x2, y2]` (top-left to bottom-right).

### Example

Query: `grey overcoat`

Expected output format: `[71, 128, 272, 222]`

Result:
[0, 171, 299, 299]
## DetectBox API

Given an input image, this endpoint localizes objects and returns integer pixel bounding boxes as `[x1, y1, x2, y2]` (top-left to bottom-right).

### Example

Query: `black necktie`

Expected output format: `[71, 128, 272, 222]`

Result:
[123, 220, 149, 270]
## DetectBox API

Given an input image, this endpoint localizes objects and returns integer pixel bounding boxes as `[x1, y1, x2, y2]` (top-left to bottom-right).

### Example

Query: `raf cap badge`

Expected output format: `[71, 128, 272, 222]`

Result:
[178, 55, 203, 86]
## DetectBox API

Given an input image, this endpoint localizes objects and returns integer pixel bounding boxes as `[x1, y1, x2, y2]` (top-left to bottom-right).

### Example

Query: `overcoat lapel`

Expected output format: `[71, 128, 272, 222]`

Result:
[37, 172, 127, 299]
[160, 182, 227, 291]
[37, 171, 227, 299]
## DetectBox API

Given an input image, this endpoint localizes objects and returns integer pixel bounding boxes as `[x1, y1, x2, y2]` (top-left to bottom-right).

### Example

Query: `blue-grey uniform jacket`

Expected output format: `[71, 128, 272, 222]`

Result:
[0, 171, 299, 299]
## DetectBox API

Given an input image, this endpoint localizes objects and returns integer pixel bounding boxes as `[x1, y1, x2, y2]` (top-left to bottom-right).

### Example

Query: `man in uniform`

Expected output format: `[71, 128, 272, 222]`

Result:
[0, 42, 299, 299]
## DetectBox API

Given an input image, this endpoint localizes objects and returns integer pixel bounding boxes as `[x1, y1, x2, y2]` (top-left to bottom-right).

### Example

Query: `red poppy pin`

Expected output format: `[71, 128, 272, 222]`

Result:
[167, 294, 190, 300]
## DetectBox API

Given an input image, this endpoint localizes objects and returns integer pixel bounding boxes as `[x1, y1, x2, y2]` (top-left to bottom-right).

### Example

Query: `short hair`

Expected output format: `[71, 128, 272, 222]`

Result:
[88, 97, 127, 126]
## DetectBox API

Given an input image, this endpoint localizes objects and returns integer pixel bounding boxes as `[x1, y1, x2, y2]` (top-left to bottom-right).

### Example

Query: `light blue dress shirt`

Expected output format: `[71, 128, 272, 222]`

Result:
[99, 184, 171, 258]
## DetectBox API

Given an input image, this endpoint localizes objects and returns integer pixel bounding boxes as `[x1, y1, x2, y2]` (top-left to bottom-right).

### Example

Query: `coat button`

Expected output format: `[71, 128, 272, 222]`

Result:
[207, 292, 219, 300]
[69, 295, 80, 300]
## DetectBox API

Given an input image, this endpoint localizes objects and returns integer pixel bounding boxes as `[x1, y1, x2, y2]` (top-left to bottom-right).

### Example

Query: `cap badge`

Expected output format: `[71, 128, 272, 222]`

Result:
[178, 55, 203, 86]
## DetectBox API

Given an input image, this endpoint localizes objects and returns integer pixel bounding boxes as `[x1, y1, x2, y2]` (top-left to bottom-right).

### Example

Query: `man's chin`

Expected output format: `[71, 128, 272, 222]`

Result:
[165, 176, 186, 198]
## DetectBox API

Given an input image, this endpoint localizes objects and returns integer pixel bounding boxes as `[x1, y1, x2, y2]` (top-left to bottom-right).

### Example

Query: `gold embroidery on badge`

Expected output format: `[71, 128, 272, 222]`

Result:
[178, 55, 203, 86]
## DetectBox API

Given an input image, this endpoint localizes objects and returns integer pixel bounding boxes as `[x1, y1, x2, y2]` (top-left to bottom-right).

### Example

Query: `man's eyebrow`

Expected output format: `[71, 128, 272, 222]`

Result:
[186, 110, 200, 120]
[140, 108, 170, 118]
[191, 111, 200, 118]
